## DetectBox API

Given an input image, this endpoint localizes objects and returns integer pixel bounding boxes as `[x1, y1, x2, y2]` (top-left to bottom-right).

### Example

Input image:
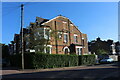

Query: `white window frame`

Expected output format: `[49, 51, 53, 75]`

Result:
[70, 24, 74, 26]
[58, 32, 62, 39]
[62, 21, 67, 24]
[44, 45, 52, 54]
[74, 34, 78, 43]
[76, 46, 82, 55]
[34, 28, 44, 39]
[44, 28, 51, 40]
[63, 46, 70, 53]
[14, 43, 16, 51]
[82, 38, 84, 40]
[64, 33, 68, 43]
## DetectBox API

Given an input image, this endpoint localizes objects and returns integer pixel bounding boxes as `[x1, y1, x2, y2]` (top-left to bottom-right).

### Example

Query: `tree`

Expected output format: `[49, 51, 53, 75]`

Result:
[25, 23, 62, 53]
[2, 44, 9, 59]
[89, 38, 110, 55]
[96, 49, 108, 55]
[25, 26, 50, 53]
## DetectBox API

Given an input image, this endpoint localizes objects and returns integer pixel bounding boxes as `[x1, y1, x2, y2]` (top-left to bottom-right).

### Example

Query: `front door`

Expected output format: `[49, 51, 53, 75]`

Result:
[65, 48, 68, 54]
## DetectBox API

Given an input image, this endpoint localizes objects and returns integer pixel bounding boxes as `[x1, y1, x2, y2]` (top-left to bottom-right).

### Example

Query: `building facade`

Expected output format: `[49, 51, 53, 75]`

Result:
[29, 15, 88, 55]
[88, 37, 118, 55]
[9, 15, 88, 55]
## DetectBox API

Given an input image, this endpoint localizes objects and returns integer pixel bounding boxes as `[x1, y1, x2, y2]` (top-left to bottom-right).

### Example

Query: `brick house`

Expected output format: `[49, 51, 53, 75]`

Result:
[9, 15, 88, 55]
[88, 37, 118, 55]
[26, 15, 88, 55]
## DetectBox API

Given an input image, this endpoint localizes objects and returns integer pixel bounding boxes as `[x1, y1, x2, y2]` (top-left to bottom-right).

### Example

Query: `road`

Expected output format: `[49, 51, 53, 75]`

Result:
[1, 62, 120, 80]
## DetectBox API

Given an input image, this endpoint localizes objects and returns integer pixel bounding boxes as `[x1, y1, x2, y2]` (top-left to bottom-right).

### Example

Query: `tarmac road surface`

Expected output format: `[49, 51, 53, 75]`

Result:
[1, 62, 120, 80]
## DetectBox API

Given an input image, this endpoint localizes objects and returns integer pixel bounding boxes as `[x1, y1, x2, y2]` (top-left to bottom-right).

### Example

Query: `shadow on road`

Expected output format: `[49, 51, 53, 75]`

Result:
[94, 62, 120, 68]
[2, 67, 120, 80]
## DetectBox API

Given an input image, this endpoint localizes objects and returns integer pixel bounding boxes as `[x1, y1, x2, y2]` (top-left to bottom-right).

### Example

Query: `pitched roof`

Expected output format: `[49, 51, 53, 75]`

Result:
[41, 15, 68, 25]
[36, 17, 49, 24]
[41, 15, 83, 33]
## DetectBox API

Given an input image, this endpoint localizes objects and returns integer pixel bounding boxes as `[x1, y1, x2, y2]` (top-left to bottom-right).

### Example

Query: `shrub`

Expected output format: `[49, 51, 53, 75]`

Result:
[96, 49, 108, 55]
[31, 53, 78, 69]
[118, 55, 120, 62]
[78, 55, 96, 65]
[9, 54, 22, 68]
[10, 53, 95, 69]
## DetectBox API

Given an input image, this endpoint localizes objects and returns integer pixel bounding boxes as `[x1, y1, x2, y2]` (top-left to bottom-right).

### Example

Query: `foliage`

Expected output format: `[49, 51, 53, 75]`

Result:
[9, 54, 22, 68]
[10, 53, 96, 69]
[26, 53, 78, 69]
[2, 44, 9, 59]
[78, 55, 96, 65]
[115, 41, 120, 54]
[50, 30, 62, 40]
[118, 55, 120, 62]
[25, 26, 49, 52]
[96, 49, 108, 55]
[25, 25, 62, 53]
[89, 38, 113, 55]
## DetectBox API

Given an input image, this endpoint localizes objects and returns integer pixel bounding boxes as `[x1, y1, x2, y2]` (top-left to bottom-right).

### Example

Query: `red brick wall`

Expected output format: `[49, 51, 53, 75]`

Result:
[43, 16, 88, 55]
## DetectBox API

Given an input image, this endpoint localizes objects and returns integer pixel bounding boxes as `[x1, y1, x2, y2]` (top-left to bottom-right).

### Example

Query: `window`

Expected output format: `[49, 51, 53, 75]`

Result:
[45, 45, 52, 54]
[70, 24, 74, 26]
[65, 49, 68, 54]
[64, 33, 68, 43]
[58, 32, 62, 39]
[74, 34, 78, 43]
[63, 21, 67, 29]
[82, 39, 84, 47]
[76, 48, 79, 55]
[46, 47, 50, 54]
[45, 29, 50, 40]
[76, 48, 82, 55]
[63, 46, 70, 54]
[34, 28, 44, 39]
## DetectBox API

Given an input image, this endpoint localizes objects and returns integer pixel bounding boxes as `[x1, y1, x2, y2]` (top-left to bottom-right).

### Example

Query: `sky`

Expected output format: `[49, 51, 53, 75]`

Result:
[2, 2, 118, 44]
[1, 0, 120, 2]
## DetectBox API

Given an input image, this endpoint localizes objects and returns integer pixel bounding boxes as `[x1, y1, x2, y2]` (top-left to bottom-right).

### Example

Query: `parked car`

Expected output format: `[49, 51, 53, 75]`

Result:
[99, 58, 114, 63]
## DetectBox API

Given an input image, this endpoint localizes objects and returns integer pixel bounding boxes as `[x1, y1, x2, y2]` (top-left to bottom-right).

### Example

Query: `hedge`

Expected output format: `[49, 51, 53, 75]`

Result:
[78, 55, 96, 65]
[118, 55, 120, 62]
[10, 53, 95, 69]
[26, 53, 79, 69]
[9, 54, 22, 68]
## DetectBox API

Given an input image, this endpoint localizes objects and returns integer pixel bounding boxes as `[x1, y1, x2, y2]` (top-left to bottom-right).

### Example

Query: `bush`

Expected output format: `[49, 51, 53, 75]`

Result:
[9, 54, 22, 68]
[118, 55, 120, 62]
[96, 49, 108, 55]
[10, 53, 95, 69]
[78, 55, 96, 65]
[31, 53, 78, 69]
